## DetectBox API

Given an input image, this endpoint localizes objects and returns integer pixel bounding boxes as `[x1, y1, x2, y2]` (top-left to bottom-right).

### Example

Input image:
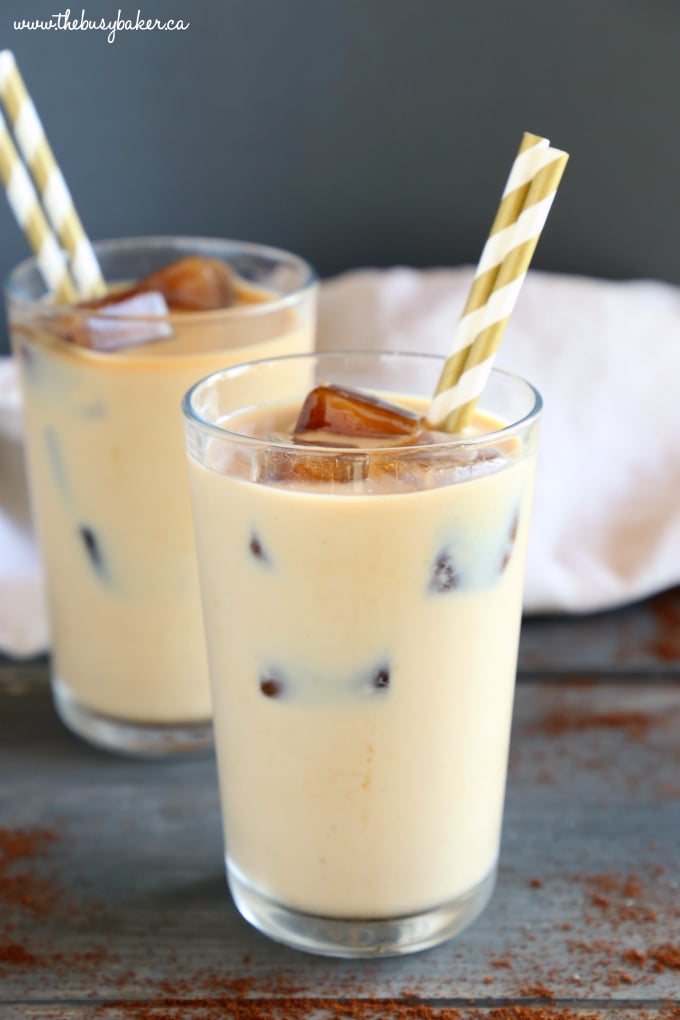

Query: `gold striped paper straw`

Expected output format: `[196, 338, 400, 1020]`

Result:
[428, 133, 569, 432]
[0, 49, 106, 299]
[0, 107, 77, 303]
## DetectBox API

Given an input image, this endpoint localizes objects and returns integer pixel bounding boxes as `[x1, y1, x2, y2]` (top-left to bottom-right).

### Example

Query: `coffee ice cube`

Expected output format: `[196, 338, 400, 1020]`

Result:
[369, 442, 508, 492]
[260, 673, 286, 699]
[129, 256, 237, 311]
[249, 531, 272, 565]
[294, 385, 423, 439]
[79, 525, 108, 581]
[80, 255, 238, 318]
[500, 510, 520, 572]
[256, 446, 369, 486]
[347, 661, 393, 699]
[372, 666, 391, 691]
[429, 549, 460, 593]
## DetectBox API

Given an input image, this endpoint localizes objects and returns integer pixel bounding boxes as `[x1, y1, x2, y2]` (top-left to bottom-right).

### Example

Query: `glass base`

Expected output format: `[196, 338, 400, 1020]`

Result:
[227, 859, 497, 958]
[53, 678, 213, 758]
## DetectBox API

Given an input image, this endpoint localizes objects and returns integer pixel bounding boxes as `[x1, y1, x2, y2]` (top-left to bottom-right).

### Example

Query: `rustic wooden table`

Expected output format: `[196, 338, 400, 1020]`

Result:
[1, 589, 679, 1020]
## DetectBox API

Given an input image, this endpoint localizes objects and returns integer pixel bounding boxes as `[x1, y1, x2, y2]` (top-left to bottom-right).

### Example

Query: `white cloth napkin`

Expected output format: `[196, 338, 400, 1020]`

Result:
[2, 267, 680, 657]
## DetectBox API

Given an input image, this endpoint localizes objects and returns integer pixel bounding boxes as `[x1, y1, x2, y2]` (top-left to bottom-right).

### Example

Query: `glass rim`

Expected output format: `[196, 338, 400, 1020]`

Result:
[4, 235, 318, 321]
[182, 349, 543, 454]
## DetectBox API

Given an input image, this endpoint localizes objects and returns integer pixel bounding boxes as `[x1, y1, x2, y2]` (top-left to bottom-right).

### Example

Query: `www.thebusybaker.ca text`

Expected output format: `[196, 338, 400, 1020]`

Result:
[13, 9, 190, 44]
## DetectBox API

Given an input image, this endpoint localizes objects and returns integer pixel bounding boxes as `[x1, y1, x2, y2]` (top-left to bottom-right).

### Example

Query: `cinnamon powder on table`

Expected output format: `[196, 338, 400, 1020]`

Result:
[0, 942, 37, 966]
[650, 944, 680, 971]
[2, 827, 677, 1005]
[490, 860, 680, 1000]
[535, 708, 658, 740]
[87, 1001, 680, 1019]
[0, 825, 111, 981]
[0, 827, 60, 972]
[0, 827, 60, 914]
[647, 587, 680, 662]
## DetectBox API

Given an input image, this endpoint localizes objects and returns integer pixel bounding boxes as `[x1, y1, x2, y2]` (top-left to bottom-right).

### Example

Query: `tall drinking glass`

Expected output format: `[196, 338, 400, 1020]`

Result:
[183, 350, 541, 955]
[6, 237, 317, 756]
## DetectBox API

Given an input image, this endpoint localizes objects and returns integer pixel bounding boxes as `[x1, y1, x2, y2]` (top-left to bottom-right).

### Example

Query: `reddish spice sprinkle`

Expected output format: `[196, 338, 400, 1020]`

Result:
[580, 873, 658, 926]
[0, 827, 60, 915]
[650, 944, 680, 971]
[536, 709, 658, 740]
[621, 947, 647, 967]
[647, 587, 680, 661]
[0, 942, 37, 965]
[91, 1001, 636, 1020]
[518, 984, 555, 999]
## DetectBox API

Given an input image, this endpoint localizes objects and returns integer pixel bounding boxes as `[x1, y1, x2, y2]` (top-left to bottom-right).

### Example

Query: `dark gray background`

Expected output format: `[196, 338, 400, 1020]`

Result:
[1, 0, 679, 354]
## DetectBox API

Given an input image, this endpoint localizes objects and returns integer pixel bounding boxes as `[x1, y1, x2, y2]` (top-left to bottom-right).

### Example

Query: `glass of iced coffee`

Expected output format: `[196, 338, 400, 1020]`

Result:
[183, 349, 541, 956]
[6, 237, 317, 756]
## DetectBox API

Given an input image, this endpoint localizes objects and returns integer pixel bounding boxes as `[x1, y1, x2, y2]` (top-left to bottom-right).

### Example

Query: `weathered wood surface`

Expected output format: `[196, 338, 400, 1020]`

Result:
[0, 599, 679, 1019]
[518, 587, 680, 675]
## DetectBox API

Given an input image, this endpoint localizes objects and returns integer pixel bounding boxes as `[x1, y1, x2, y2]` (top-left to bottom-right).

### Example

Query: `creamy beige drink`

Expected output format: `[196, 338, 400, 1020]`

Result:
[7, 238, 317, 755]
[184, 351, 541, 955]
